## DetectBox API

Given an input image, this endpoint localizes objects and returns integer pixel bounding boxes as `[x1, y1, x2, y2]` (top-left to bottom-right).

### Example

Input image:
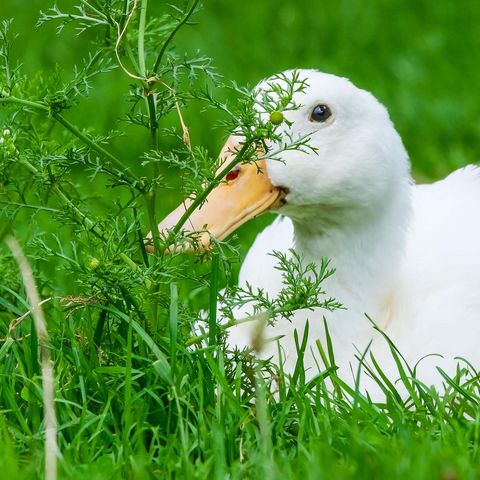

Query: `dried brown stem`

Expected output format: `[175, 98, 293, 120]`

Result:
[6, 237, 58, 480]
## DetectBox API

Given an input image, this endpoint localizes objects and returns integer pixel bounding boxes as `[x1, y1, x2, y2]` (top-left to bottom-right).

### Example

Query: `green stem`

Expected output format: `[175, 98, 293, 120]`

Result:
[146, 94, 158, 142]
[80, 0, 108, 22]
[51, 111, 141, 188]
[163, 141, 252, 249]
[186, 312, 268, 347]
[121, 0, 130, 26]
[3, 45, 12, 90]
[145, 94, 161, 253]
[144, 96, 161, 328]
[136, 0, 160, 253]
[124, 36, 141, 75]
[138, 0, 148, 76]
[153, 0, 199, 73]
[187, 301, 316, 348]
[0, 96, 49, 111]
[0, 95, 143, 189]
[122, 315, 133, 455]
[169, 283, 178, 368]
[208, 252, 220, 346]
[137, 2, 162, 327]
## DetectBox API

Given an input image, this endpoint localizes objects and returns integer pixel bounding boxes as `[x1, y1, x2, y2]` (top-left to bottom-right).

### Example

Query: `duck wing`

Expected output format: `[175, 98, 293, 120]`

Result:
[394, 165, 480, 379]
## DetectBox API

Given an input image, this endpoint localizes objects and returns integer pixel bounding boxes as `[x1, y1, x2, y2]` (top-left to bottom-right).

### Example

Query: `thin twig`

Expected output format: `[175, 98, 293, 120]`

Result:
[9, 297, 53, 335]
[161, 81, 191, 149]
[153, 0, 199, 73]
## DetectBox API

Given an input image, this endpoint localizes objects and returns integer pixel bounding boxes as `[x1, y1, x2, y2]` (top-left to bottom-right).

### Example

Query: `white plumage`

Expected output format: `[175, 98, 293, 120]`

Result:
[226, 70, 480, 397]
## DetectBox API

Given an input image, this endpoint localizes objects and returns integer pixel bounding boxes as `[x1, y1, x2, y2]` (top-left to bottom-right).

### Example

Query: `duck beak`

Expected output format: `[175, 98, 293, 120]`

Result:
[145, 137, 285, 252]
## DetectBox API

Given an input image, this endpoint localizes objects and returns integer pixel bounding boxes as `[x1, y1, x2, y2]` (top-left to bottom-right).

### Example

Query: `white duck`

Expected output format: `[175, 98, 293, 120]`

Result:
[156, 69, 480, 396]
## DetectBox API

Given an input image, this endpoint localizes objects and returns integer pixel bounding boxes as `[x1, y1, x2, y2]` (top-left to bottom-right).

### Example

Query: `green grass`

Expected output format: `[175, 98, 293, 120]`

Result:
[1, 1, 480, 478]
[1, 296, 479, 479]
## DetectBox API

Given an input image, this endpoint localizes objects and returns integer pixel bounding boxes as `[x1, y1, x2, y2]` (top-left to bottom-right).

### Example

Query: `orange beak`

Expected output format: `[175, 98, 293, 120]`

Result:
[145, 137, 286, 252]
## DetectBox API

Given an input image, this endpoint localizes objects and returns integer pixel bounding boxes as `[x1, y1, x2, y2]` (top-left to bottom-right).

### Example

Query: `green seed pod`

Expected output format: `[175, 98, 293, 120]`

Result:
[269, 111, 284, 125]
[88, 257, 101, 270]
[41, 285, 53, 297]
[256, 127, 269, 138]
[6, 144, 16, 156]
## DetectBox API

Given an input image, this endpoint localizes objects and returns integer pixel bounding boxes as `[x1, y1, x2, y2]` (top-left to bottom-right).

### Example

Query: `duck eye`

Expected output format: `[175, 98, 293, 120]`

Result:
[310, 104, 332, 122]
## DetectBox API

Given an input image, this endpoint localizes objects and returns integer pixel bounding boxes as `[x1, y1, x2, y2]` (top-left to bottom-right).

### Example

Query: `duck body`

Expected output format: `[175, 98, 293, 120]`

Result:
[230, 165, 480, 394]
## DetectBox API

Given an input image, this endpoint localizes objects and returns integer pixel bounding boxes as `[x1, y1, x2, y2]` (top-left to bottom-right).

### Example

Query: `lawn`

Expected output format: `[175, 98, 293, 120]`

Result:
[1, 1, 479, 478]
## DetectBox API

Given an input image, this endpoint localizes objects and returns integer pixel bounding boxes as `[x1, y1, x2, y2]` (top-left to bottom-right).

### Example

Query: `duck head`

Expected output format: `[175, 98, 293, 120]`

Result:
[147, 69, 410, 251]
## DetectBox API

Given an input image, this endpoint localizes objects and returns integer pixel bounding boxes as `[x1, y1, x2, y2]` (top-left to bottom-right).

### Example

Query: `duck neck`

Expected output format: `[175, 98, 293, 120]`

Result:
[291, 187, 411, 320]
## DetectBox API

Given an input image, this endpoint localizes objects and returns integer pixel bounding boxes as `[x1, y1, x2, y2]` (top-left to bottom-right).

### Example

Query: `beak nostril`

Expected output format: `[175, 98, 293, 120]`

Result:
[226, 166, 241, 182]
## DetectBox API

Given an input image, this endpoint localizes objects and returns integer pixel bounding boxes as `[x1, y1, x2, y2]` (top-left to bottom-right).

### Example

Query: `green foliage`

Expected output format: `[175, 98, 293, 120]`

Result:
[219, 250, 342, 326]
[0, 1, 479, 479]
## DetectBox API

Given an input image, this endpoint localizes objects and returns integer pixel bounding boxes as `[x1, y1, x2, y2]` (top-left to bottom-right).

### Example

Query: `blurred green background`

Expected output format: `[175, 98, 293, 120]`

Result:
[2, 0, 480, 268]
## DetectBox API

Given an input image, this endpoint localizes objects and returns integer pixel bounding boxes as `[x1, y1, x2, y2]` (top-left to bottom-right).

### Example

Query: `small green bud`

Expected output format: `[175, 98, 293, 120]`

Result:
[256, 127, 269, 138]
[88, 257, 101, 270]
[269, 111, 284, 125]
[41, 286, 53, 297]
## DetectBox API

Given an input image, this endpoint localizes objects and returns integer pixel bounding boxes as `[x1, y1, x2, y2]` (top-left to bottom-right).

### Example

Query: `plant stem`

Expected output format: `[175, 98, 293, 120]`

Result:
[124, 35, 141, 74]
[51, 112, 141, 187]
[186, 312, 269, 347]
[0, 95, 143, 189]
[79, 0, 108, 21]
[136, 0, 159, 254]
[137, 0, 161, 327]
[145, 94, 161, 253]
[122, 315, 133, 456]
[169, 283, 178, 368]
[208, 252, 220, 346]
[153, 0, 199, 73]
[138, 0, 148, 76]
[0, 95, 49, 111]
[162, 141, 252, 249]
